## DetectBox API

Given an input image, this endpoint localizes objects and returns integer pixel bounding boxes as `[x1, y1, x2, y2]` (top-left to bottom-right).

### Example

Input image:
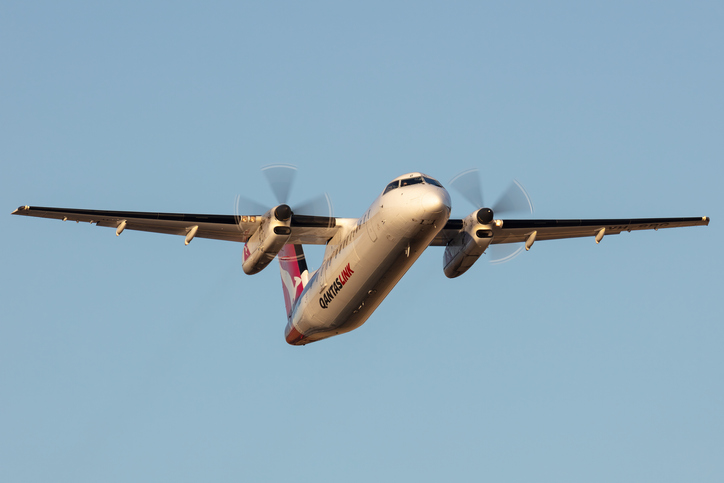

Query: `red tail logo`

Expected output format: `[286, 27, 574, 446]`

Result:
[278, 245, 308, 320]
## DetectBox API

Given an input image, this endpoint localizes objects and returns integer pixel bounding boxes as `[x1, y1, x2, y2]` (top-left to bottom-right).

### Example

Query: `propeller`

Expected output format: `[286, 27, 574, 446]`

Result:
[449, 168, 534, 264]
[234, 164, 334, 227]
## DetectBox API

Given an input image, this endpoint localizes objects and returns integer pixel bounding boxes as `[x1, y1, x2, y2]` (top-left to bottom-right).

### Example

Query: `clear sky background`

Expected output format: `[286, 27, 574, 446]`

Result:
[2, 2, 722, 482]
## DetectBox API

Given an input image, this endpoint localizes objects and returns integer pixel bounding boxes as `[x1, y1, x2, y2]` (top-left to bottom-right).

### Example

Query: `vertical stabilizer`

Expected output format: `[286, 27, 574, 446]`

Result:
[278, 244, 309, 320]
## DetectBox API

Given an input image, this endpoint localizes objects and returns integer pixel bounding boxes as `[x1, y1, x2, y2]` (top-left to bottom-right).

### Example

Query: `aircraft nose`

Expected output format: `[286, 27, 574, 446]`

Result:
[420, 188, 451, 215]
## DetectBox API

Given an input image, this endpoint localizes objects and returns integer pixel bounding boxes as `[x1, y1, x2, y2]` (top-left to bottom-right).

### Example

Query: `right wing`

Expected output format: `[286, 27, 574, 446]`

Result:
[11, 205, 344, 245]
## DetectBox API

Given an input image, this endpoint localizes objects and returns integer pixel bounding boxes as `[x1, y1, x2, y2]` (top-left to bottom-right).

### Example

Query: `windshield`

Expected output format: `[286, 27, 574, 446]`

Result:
[423, 176, 443, 188]
[383, 181, 400, 195]
[383, 175, 444, 196]
[400, 177, 424, 187]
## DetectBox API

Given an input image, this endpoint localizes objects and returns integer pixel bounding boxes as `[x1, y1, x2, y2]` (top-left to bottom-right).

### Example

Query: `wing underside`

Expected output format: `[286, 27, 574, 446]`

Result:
[11, 206, 342, 244]
[431, 216, 710, 246]
[12, 206, 710, 247]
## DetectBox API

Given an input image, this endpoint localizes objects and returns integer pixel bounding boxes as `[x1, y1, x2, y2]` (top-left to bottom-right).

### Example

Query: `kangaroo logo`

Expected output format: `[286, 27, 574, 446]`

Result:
[280, 267, 304, 309]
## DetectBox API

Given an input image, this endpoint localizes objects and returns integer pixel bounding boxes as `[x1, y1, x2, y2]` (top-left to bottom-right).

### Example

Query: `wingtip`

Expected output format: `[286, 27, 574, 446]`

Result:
[12, 205, 29, 215]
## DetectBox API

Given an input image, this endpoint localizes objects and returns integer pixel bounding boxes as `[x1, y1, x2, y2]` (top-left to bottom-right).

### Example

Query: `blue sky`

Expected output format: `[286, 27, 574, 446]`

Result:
[2, 2, 722, 481]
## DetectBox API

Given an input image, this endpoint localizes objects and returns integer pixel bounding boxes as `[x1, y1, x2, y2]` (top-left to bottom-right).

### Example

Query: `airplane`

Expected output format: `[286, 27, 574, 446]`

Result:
[12, 169, 710, 345]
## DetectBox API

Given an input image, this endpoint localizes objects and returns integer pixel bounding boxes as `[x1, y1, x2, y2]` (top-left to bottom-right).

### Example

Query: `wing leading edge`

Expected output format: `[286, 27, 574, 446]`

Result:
[11, 206, 342, 245]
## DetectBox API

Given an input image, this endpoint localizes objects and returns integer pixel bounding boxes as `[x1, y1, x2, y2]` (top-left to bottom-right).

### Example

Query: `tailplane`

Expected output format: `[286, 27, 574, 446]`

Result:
[278, 244, 309, 320]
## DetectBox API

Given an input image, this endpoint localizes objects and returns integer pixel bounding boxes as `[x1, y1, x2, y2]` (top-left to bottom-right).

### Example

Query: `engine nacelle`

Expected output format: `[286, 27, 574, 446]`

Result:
[443, 208, 495, 278]
[242, 204, 293, 275]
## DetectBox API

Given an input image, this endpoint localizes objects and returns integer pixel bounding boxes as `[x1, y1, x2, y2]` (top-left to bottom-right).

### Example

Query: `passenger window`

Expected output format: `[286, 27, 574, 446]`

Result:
[383, 181, 400, 195]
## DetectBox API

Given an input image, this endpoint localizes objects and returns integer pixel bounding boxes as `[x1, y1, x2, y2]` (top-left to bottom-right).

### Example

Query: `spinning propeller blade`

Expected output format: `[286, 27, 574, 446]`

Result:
[234, 165, 334, 228]
[449, 168, 534, 264]
[449, 168, 484, 209]
[262, 164, 297, 205]
[492, 180, 534, 216]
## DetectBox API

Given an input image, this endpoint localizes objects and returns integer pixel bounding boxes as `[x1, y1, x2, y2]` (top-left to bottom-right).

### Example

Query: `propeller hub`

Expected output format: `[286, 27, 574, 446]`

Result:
[476, 207, 494, 224]
[274, 204, 292, 221]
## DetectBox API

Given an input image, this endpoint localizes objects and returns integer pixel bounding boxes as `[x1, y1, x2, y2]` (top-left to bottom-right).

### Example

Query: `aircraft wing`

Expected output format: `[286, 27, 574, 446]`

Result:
[431, 216, 710, 246]
[11, 205, 341, 244]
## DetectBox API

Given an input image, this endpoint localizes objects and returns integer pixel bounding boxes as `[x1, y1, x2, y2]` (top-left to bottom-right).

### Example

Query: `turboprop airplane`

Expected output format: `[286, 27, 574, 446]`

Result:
[12, 169, 710, 345]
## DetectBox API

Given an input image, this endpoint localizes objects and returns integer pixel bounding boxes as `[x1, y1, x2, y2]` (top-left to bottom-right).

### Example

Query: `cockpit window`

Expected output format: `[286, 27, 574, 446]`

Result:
[423, 176, 443, 188]
[384, 176, 443, 195]
[400, 177, 424, 187]
[383, 181, 400, 195]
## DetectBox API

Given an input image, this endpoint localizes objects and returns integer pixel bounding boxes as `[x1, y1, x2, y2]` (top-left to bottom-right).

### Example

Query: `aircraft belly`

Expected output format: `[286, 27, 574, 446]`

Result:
[287, 187, 450, 344]
[291, 221, 442, 343]
[336, 234, 433, 333]
[292, 240, 394, 339]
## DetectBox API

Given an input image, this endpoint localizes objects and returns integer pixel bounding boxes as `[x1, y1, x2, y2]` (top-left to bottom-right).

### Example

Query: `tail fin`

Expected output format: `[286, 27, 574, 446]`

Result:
[278, 244, 309, 320]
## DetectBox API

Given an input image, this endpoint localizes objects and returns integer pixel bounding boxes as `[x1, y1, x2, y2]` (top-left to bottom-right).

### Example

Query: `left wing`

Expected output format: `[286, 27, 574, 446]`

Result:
[11, 205, 342, 244]
[432, 216, 710, 246]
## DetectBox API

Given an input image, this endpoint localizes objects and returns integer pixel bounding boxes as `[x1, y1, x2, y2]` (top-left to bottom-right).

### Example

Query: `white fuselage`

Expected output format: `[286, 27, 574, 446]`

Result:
[285, 175, 451, 345]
